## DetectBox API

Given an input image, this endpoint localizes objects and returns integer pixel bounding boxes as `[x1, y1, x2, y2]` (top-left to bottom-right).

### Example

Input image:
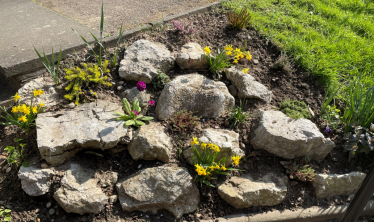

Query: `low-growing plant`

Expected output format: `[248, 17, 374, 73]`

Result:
[228, 100, 250, 127]
[63, 60, 112, 105]
[4, 138, 29, 168]
[284, 158, 315, 182]
[279, 99, 311, 119]
[171, 20, 197, 41]
[191, 137, 243, 187]
[0, 208, 11, 221]
[0, 90, 45, 132]
[151, 71, 170, 90]
[321, 105, 341, 131]
[228, 6, 251, 30]
[204, 45, 252, 79]
[343, 123, 374, 159]
[272, 53, 293, 73]
[34, 46, 62, 85]
[170, 110, 200, 134]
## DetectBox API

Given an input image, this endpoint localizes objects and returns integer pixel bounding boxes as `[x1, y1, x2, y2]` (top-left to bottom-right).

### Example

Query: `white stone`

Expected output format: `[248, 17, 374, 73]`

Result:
[18, 77, 59, 108]
[18, 165, 55, 196]
[176, 42, 208, 70]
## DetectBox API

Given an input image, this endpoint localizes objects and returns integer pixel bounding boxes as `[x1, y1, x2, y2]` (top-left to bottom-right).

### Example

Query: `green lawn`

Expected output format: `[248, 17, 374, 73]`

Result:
[223, 0, 374, 92]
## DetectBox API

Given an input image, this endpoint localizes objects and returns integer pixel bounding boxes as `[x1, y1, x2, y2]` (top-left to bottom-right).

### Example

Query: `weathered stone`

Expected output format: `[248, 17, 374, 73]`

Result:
[313, 172, 366, 199]
[176, 42, 208, 70]
[54, 163, 108, 214]
[119, 40, 175, 83]
[18, 165, 54, 196]
[116, 166, 199, 218]
[156, 74, 235, 120]
[184, 129, 244, 166]
[36, 100, 128, 165]
[121, 87, 150, 107]
[228, 85, 238, 97]
[18, 77, 59, 107]
[251, 110, 335, 162]
[218, 173, 288, 208]
[226, 67, 272, 103]
[129, 122, 172, 163]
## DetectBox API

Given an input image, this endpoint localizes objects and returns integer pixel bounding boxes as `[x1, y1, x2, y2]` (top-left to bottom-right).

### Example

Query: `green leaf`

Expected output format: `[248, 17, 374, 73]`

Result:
[139, 116, 154, 121]
[122, 98, 132, 115]
[85, 151, 104, 157]
[125, 120, 135, 127]
[135, 120, 145, 126]
[22, 161, 29, 167]
[133, 99, 141, 113]
[4, 209, 11, 213]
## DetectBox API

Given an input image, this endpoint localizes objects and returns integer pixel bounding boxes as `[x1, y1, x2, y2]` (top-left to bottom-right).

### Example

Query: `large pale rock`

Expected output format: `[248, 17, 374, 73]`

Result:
[218, 173, 288, 208]
[251, 110, 335, 162]
[18, 77, 59, 107]
[184, 129, 244, 166]
[116, 166, 199, 218]
[156, 74, 235, 120]
[313, 172, 366, 199]
[129, 122, 172, 163]
[121, 87, 150, 107]
[53, 163, 108, 214]
[119, 40, 175, 83]
[176, 42, 208, 70]
[36, 100, 128, 165]
[18, 165, 55, 196]
[226, 67, 272, 103]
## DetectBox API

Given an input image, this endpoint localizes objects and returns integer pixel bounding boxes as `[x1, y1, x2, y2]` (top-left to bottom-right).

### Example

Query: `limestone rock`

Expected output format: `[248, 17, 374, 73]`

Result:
[226, 67, 272, 103]
[184, 129, 244, 166]
[176, 42, 208, 70]
[156, 74, 235, 120]
[251, 110, 335, 162]
[18, 165, 54, 196]
[121, 87, 150, 107]
[54, 163, 108, 214]
[119, 40, 175, 83]
[313, 172, 366, 199]
[36, 100, 128, 165]
[129, 122, 172, 163]
[116, 166, 199, 218]
[18, 77, 59, 107]
[218, 173, 288, 208]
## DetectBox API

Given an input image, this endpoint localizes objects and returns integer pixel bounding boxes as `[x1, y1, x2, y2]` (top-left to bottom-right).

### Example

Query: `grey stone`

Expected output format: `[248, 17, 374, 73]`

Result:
[116, 166, 199, 218]
[176, 42, 208, 70]
[41, 163, 48, 169]
[49, 208, 55, 215]
[54, 163, 108, 214]
[67, 103, 75, 109]
[117, 86, 124, 91]
[36, 100, 128, 165]
[119, 40, 175, 83]
[226, 67, 272, 103]
[313, 172, 366, 199]
[251, 110, 335, 162]
[218, 173, 288, 208]
[156, 74, 235, 120]
[46, 202, 52, 208]
[18, 77, 59, 108]
[183, 129, 244, 166]
[121, 87, 151, 107]
[18, 165, 55, 196]
[129, 122, 172, 163]
[118, 81, 124, 85]
[228, 85, 238, 97]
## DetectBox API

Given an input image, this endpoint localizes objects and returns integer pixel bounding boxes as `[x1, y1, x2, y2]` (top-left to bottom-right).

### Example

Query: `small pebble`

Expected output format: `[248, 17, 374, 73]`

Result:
[240, 142, 245, 149]
[297, 197, 302, 201]
[49, 208, 55, 215]
[101, 184, 107, 188]
[41, 163, 48, 169]
[118, 81, 124, 85]
[109, 195, 118, 203]
[6, 204, 12, 209]
[138, 164, 142, 169]
[67, 103, 75, 109]
[111, 82, 116, 85]
[6, 167, 11, 173]
[117, 86, 123, 91]
[46, 202, 51, 208]
[253, 59, 259, 64]
[37, 219, 40, 222]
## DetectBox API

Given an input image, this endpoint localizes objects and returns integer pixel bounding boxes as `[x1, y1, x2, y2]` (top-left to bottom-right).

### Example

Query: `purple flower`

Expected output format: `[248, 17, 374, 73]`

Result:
[325, 126, 331, 134]
[136, 81, 146, 92]
[132, 111, 139, 116]
[148, 100, 155, 106]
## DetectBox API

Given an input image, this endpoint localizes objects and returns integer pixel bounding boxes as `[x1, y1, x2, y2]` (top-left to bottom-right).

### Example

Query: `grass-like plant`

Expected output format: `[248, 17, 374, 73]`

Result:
[321, 105, 341, 131]
[279, 99, 311, 119]
[34, 46, 62, 85]
[115, 98, 153, 127]
[191, 137, 243, 187]
[228, 6, 251, 30]
[228, 100, 250, 127]
[151, 71, 170, 90]
[0, 90, 45, 132]
[343, 124, 374, 159]
[4, 138, 29, 168]
[284, 158, 315, 182]
[63, 60, 112, 105]
[170, 110, 200, 134]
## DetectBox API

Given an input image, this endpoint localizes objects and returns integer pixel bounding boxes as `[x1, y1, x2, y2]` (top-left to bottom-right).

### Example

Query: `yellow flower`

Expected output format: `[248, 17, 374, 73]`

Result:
[234, 48, 241, 55]
[18, 115, 27, 123]
[216, 165, 220, 169]
[209, 166, 215, 172]
[233, 60, 238, 64]
[39, 102, 45, 107]
[32, 106, 38, 114]
[201, 142, 207, 149]
[33, 89, 39, 97]
[37, 89, 44, 95]
[191, 137, 199, 146]
[214, 145, 220, 153]
[221, 165, 226, 171]
[244, 51, 252, 60]
[224, 45, 233, 51]
[226, 51, 232, 56]
[232, 155, 242, 166]
[204, 46, 211, 55]
[208, 143, 215, 150]
[23, 106, 31, 115]
[242, 68, 249, 74]
[11, 106, 18, 113]
[14, 93, 21, 102]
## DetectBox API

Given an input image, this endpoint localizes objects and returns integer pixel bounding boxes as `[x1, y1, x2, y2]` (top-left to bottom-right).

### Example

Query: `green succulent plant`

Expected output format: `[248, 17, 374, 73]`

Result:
[115, 98, 153, 127]
[279, 99, 311, 119]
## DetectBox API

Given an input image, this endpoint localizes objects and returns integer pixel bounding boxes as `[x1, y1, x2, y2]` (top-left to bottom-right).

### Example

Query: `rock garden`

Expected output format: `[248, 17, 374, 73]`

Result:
[1, 3, 374, 222]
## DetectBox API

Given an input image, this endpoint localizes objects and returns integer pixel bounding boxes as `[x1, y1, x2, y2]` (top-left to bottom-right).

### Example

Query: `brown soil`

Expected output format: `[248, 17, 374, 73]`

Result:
[1, 6, 374, 222]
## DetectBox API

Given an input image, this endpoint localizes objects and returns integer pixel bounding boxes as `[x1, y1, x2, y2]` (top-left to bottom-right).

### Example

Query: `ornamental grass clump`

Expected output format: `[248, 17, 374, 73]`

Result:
[204, 45, 252, 79]
[228, 6, 251, 30]
[0, 90, 45, 132]
[191, 137, 243, 187]
[63, 60, 112, 105]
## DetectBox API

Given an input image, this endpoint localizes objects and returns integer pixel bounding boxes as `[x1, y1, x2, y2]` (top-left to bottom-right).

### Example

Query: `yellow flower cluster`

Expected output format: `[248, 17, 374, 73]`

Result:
[191, 138, 221, 153]
[195, 164, 207, 176]
[232, 155, 242, 166]
[11, 90, 45, 123]
[226, 47, 252, 64]
[195, 163, 226, 176]
[32, 89, 44, 97]
[204, 46, 211, 55]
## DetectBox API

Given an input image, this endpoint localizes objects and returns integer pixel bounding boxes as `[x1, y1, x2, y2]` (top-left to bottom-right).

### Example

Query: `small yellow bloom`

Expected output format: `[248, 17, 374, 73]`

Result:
[214, 145, 220, 153]
[191, 137, 199, 146]
[224, 45, 233, 51]
[226, 51, 232, 56]
[39, 102, 45, 107]
[242, 68, 249, 74]
[221, 165, 226, 171]
[216, 165, 220, 169]
[23, 106, 31, 115]
[233, 60, 238, 64]
[33, 89, 39, 97]
[204, 46, 211, 55]
[232, 155, 242, 166]
[37, 89, 44, 96]
[208, 143, 215, 150]
[244, 51, 252, 60]
[11, 106, 18, 113]
[14, 93, 21, 102]
[32, 106, 38, 114]
[18, 115, 27, 123]
[209, 166, 215, 171]
[201, 142, 207, 149]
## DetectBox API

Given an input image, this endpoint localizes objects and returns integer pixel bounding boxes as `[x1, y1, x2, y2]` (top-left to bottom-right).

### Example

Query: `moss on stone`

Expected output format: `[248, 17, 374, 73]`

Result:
[279, 99, 311, 119]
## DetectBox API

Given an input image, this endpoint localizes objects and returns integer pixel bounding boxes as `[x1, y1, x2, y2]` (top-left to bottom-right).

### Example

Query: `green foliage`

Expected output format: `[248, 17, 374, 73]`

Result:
[170, 110, 200, 134]
[4, 138, 29, 168]
[228, 6, 251, 30]
[151, 71, 170, 90]
[34, 46, 62, 85]
[272, 53, 293, 73]
[343, 124, 374, 159]
[279, 99, 311, 119]
[63, 61, 112, 105]
[284, 158, 315, 182]
[321, 105, 341, 130]
[0, 208, 11, 222]
[228, 100, 250, 127]
[320, 83, 342, 116]
[115, 98, 153, 127]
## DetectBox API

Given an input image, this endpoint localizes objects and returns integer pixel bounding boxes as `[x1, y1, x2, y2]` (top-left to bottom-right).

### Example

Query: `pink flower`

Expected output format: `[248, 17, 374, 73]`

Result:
[148, 100, 155, 106]
[136, 81, 146, 92]
[132, 111, 139, 116]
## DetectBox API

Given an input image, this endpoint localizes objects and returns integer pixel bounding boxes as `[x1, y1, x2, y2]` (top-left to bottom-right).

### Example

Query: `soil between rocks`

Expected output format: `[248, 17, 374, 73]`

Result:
[1, 6, 374, 222]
